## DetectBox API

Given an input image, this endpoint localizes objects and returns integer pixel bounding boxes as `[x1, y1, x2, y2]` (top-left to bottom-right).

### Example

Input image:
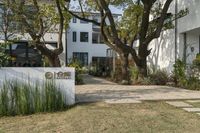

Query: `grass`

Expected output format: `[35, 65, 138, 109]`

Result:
[1, 101, 200, 133]
[186, 101, 200, 108]
[0, 79, 66, 116]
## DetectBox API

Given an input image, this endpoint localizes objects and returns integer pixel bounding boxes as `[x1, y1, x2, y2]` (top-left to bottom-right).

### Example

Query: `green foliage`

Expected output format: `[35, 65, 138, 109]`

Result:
[0, 44, 10, 67]
[149, 70, 169, 85]
[173, 59, 187, 87]
[118, 3, 143, 42]
[10, 0, 71, 37]
[68, 60, 84, 85]
[186, 77, 200, 90]
[130, 67, 169, 85]
[193, 54, 200, 69]
[0, 79, 67, 116]
[130, 66, 139, 82]
[39, 3, 71, 31]
[173, 59, 200, 90]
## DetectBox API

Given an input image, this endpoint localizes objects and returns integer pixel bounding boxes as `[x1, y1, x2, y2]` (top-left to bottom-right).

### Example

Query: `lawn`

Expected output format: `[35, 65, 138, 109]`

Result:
[0, 102, 200, 133]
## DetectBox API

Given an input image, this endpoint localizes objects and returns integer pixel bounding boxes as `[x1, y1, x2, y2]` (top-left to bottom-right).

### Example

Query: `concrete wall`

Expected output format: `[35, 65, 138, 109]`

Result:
[148, 29, 175, 72]
[0, 67, 75, 105]
[178, 0, 200, 33]
[148, 0, 200, 73]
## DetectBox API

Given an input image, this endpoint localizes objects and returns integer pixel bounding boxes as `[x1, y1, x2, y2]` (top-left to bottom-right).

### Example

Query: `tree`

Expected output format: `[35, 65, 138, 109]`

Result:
[0, 0, 19, 66]
[9, 0, 71, 67]
[0, 43, 10, 67]
[64, 0, 187, 83]
[0, 0, 17, 42]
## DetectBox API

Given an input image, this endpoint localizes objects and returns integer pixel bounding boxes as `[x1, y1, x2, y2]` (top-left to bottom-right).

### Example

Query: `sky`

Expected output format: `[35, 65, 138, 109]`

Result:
[69, 0, 123, 14]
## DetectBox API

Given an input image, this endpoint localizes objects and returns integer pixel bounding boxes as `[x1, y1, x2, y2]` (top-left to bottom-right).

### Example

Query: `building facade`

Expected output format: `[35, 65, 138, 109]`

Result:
[1, 1, 199, 72]
[66, 14, 120, 67]
[148, 0, 200, 73]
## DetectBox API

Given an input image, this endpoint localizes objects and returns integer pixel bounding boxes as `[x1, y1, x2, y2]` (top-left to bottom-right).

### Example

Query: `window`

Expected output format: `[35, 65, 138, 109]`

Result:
[80, 20, 88, 24]
[72, 32, 77, 42]
[92, 33, 98, 43]
[72, 17, 77, 23]
[92, 32, 104, 44]
[80, 32, 89, 42]
[73, 52, 88, 66]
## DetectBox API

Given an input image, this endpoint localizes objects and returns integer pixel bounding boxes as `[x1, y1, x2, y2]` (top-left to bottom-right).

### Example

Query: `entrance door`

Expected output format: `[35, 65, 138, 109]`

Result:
[73, 52, 88, 66]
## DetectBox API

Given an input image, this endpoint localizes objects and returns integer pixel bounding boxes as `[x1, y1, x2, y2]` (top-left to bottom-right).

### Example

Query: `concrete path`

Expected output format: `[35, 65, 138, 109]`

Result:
[76, 75, 200, 103]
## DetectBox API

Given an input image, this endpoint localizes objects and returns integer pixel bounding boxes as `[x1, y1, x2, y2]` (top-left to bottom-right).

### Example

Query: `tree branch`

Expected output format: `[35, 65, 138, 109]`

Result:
[53, 0, 64, 55]
[145, 0, 173, 44]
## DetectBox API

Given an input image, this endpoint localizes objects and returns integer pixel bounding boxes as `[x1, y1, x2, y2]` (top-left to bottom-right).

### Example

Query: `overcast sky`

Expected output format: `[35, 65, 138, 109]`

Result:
[69, 1, 123, 14]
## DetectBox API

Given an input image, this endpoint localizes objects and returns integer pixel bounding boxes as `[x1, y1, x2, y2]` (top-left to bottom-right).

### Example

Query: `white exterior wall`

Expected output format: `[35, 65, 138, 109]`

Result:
[148, 0, 176, 72]
[148, 29, 175, 72]
[67, 18, 110, 65]
[149, 0, 200, 73]
[177, 0, 200, 65]
[0, 67, 75, 105]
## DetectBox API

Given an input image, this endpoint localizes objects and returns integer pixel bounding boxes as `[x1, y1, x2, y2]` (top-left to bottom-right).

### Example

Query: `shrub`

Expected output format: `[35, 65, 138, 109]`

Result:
[0, 79, 66, 116]
[186, 76, 200, 90]
[193, 54, 200, 68]
[149, 70, 169, 85]
[137, 77, 152, 85]
[68, 59, 84, 85]
[173, 59, 200, 90]
[0, 44, 10, 67]
[173, 59, 187, 87]
[130, 66, 139, 83]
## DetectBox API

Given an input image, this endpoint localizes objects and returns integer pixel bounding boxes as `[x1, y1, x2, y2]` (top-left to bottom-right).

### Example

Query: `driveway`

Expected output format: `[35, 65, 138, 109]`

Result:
[76, 75, 200, 103]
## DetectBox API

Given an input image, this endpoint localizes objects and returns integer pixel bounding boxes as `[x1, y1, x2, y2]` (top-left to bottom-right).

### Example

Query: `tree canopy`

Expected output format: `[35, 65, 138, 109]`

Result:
[64, 0, 188, 82]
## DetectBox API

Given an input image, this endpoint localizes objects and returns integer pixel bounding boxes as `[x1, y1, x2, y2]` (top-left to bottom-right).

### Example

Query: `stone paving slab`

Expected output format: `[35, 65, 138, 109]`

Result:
[182, 108, 200, 112]
[105, 99, 142, 104]
[166, 101, 193, 107]
[76, 75, 200, 103]
[186, 100, 200, 103]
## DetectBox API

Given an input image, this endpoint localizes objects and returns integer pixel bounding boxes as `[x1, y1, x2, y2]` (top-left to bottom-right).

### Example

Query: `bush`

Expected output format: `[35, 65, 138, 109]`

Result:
[149, 70, 169, 85]
[137, 77, 152, 85]
[68, 59, 84, 85]
[0, 79, 67, 116]
[186, 77, 200, 90]
[0, 44, 10, 67]
[173, 59, 187, 87]
[173, 59, 200, 90]
[193, 54, 200, 68]
[130, 66, 139, 83]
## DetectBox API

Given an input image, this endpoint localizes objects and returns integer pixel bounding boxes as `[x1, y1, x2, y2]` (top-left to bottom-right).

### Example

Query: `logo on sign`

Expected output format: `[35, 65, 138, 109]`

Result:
[45, 72, 71, 79]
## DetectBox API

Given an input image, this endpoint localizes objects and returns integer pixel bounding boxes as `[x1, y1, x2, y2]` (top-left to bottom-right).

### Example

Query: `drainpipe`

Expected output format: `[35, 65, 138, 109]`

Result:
[183, 33, 187, 64]
[175, 0, 178, 62]
[65, 31, 68, 66]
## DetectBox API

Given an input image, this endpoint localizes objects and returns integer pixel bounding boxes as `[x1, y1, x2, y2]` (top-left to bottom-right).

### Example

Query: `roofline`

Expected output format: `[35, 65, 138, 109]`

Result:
[71, 11, 122, 16]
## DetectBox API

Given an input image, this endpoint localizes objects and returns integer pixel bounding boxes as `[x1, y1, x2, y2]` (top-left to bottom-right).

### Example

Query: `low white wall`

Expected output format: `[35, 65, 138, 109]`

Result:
[0, 67, 75, 105]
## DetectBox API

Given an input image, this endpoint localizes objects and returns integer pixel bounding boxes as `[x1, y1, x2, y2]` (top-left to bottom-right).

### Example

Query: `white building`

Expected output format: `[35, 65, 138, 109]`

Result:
[66, 13, 120, 67]
[1, 1, 199, 72]
[148, 0, 200, 72]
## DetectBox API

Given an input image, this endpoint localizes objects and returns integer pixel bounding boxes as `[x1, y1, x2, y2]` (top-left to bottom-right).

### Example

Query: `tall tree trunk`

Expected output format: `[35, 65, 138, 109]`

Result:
[35, 42, 61, 67]
[47, 54, 61, 67]
[120, 53, 130, 84]
[137, 57, 148, 79]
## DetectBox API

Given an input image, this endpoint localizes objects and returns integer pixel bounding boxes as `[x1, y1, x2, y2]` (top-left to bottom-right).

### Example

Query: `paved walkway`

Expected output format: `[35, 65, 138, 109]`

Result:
[76, 75, 200, 103]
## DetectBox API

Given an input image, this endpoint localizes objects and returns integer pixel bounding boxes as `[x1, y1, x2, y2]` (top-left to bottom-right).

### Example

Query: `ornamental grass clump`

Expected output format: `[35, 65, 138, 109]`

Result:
[0, 79, 66, 117]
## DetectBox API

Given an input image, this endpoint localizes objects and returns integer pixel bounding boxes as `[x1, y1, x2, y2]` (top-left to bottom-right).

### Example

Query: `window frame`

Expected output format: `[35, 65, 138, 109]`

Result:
[72, 31, 77, 42]
[80, 32, 89, 42]
[72, 17, 77, 23]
